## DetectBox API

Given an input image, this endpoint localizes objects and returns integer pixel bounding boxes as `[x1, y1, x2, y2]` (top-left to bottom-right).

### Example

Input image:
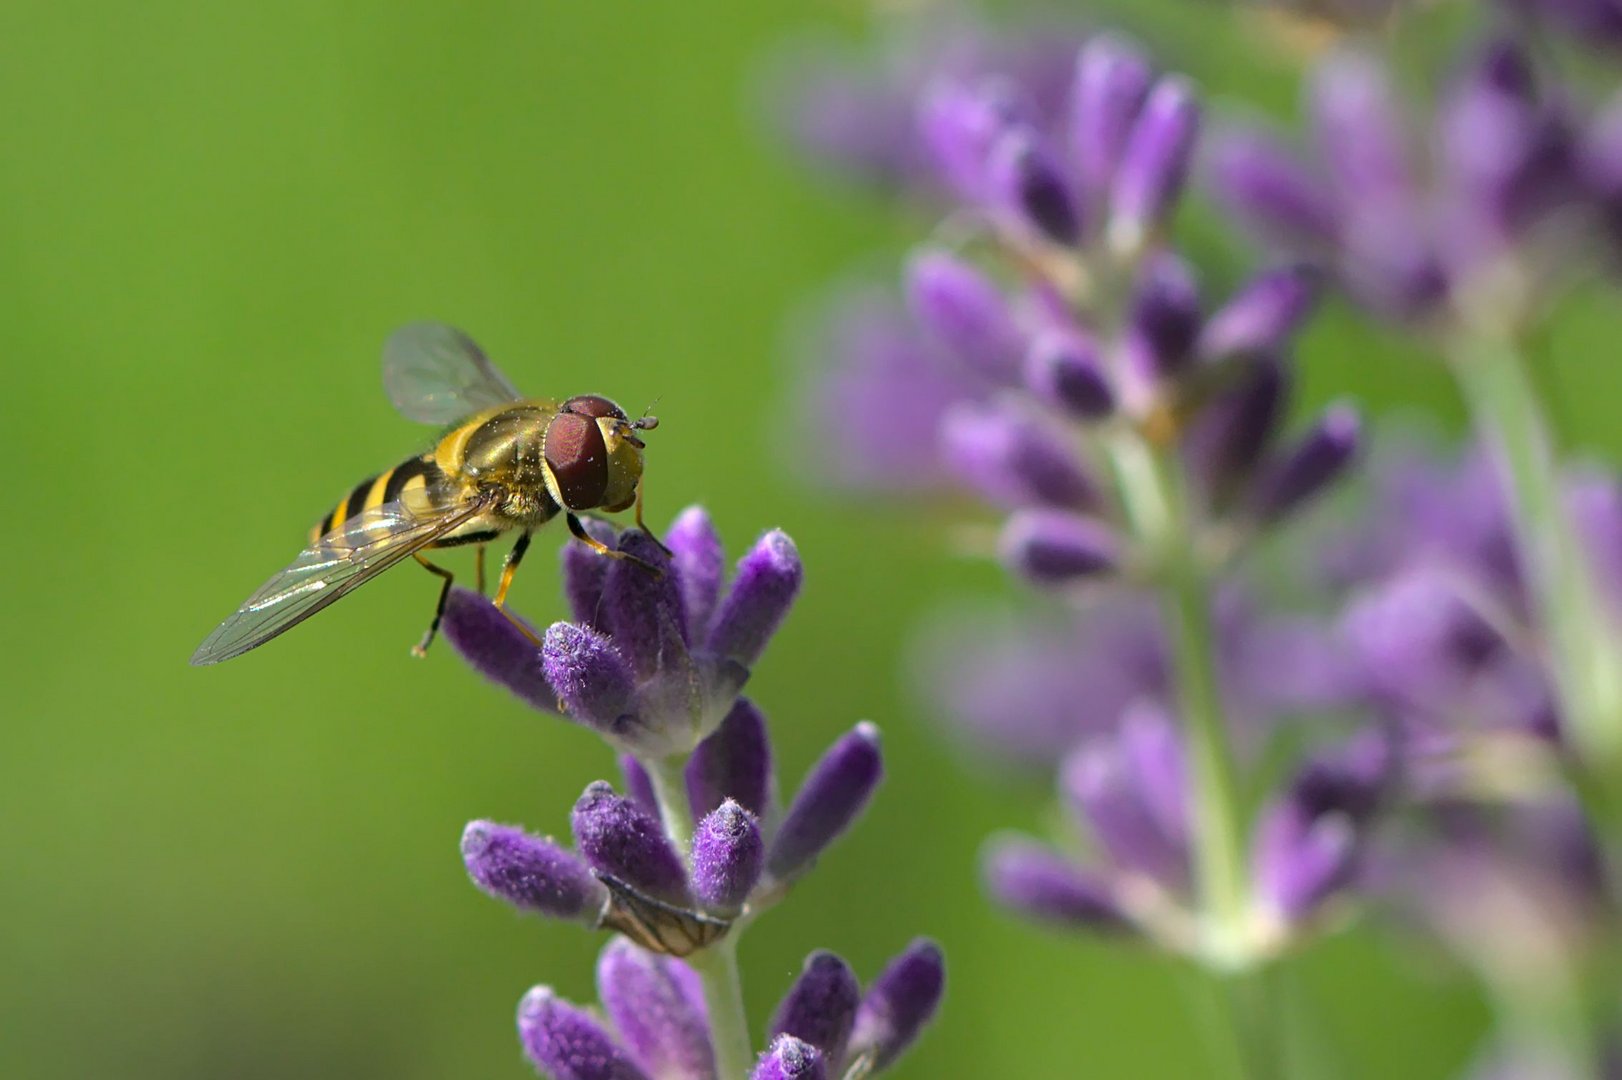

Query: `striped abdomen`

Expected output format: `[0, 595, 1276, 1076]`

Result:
[310, 454, 447, 543]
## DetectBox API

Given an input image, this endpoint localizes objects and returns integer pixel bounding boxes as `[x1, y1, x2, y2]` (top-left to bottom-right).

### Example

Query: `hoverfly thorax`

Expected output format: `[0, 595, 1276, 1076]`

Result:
[544, 394, 657, 513]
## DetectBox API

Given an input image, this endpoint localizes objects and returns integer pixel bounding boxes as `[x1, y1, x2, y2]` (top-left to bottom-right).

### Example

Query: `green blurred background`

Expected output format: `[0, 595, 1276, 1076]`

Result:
[5, 2, 1617, 1077]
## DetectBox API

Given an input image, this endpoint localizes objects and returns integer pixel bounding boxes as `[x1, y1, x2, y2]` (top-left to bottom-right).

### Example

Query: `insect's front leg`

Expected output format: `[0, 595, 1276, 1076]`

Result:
[633, 480, 672, 558]
[566, 512, 662, 576]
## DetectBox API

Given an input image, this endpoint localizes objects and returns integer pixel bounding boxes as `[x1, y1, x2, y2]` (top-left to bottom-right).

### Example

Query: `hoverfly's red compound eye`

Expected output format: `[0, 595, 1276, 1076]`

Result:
[545, 410, 609, 510]
[563, 394, 628, 422]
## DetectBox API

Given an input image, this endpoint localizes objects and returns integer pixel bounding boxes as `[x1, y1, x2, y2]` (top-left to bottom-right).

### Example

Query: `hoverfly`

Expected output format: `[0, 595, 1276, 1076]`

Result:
[191, 322, 660, 666]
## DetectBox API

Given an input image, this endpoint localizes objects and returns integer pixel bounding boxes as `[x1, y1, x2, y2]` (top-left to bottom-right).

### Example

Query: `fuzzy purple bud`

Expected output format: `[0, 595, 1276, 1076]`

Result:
[1198, 264, 1321, 362]
[1253, 404, 1361, 521]
[905, 249, 1025, 382]
[1109, 76, 1201, 252]
[847, 940, 946, 1071]
[1312, 51, 1413, 208]
[517, 987, 650, 1080]
[598, 533, 688, 679]
[665, 506, 726, 640]
[1070, 35, 1153, 208]
[461, 821, 606, 921]
[1206, 130, 1339, 248]
[751, 1035, 826, 1080]
[571, 781, 691, 905]
[940, 400, 1097, 511]
[982, 839, 1128, 930]
[1190, 357, 1290, 499]
[770, 952, 861, 1066]
[1025, 330, 1114, 420]
[619, 754, 658, 816]
[1125, 253, 1202, 379]
[596, 939, 715, 1080]
[1000, 510, 1119, 585]
[562, 519, 620, 627]
[988, 127, 1083, 245]
[542, 623, 637, 734]
[1062, 707, 1190, 891]
[441, 589, 557, 715]
[686, 698, 775, 820]
[690, 799, 764, 911]
[768, 722, 884, 881]
[919, 80, 1025, 203]
[706, 530, 803, 669]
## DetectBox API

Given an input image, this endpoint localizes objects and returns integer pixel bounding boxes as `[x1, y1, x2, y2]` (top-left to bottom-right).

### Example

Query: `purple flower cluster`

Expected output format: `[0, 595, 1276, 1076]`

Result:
[446, 509, 942, 1077]
[1209, 39, 1609, 326]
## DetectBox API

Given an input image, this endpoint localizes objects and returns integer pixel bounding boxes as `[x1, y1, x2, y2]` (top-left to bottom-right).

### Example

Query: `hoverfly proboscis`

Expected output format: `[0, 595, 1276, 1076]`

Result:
[191, 322, 661, 666]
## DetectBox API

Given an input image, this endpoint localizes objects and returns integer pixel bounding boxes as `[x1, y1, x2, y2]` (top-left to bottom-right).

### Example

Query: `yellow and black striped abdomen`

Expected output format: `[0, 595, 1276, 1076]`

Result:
[309, 454, 443, 543]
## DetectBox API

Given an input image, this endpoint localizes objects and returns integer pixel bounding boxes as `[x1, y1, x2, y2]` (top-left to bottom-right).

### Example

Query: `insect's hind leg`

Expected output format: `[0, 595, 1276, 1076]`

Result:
[492, 530, 544, 647]
[474, 543, 488, 595]
[411, 552, 456, 658]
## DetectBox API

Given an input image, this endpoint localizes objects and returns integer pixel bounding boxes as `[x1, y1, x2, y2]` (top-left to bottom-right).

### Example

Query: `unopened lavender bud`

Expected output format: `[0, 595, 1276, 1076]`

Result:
[768, 722, 883, 881]
[847, 939, 946, 1071]
[571, 781, 691, 905]
[542, 623, 636, 734]
[905, 249, 1024, 382]
[517, 986, 649, 1080]
[442, 589, 557, 715]
[1125, 252, 1202, 379]
[1025, 330, 1114, 420]
[919, 79, 1027, 203]
[686, 697, 774, 819]
[1109, 76, 1201, 253]
[1000, 510, 1119, 586]
[1253, 404, 1361, 521]
[461, 821, 606, 921]
[600, 533, 688, 679]
[752, 1035, 826, 1080]
[1206, 131, 1338, 247]
[619, 754, 658, 816]
[1311, 50, 1412, 207]
[983, 839, 1129, 930]
[596, 939, 715, 1080]
[940, 400, 1097, 511]
[1070, 34, 1153, 207]
[770, 952, 860, 1066]
[561, 518, 620, 626]
[706, 530, 802, 669]
[666, 506, 726, 640]
[690, 799, 764, 911]
[1253, 808, 1357, 921]
[1192, 357, 1290, 497]
[1198, 264, 1321, 362]
[1062, 709, 1189, 891]
[987, 127, 1082, 245]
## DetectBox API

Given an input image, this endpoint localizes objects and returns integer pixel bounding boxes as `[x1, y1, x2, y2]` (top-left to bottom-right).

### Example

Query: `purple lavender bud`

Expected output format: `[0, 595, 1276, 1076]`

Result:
[596, 939, 715, 1080]
[982, 838, 1129, 930]
[690, 799, 764, 911]
[517, 986, 649, 1080]
[619, 754, 658, 816]
[940, 400, 1097, 511]
[1061, 707, 1190, 891]
[847, 939, 946, 1071]
[987, 126, 1083, 245]
[999, 510, 1119, 586]
[904, 249, 1025, 382]
[542, 623, 636, 734]
[1508, 0, 1622, 45]
[1189, 357, 1290, 501]
[597, 531, 688, 681]
[1252, 809, 1356, 921]
[1070, 34, 1153, 209]
[751, 1035, 826, 1080]
[918, 80, 1026, 203]
[767, 722, 884, 881]
[705, 530, 802, 669]
[686, 698, 774, 820]
[571, 781, 691, 905]
[441, 589, 557, 715]
[770, 952, 860, 1066]
[1197, 264, 1321, 362]
[461, 821, 607, 921]
[1206, 130, 1339, 248]
[562, 518, 620, 627]
[1024, 329, 1114, 420]
[1252, 404, 1361, 521]
[1125, 252, 1202, 379]
[1109, 76, 1202, 252]
[1311, 50, 1413, 207]
[665, 506, 726, 641]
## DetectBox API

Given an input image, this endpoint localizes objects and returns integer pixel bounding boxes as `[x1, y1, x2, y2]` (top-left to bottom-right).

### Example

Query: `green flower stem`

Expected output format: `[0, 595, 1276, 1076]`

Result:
[643, 754, 756, 1080]
[1448, 332, 1622, 787]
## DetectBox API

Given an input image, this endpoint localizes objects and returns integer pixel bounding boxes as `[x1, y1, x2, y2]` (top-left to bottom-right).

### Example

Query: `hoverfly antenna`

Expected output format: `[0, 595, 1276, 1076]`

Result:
[634, 398, 662, 431]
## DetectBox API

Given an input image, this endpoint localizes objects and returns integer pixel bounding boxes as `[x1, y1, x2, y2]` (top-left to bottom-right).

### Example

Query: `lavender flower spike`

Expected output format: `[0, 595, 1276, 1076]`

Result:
[596, 939, 716, 1080]
[767, 722, 884, 882]
[770, 951, 861, 1068]
[461, 821, 607, 923]
[517, 986, 651, 1080]
[846, 939, 947, 1072]
[571, 781, 691, 905]
[752, 1035, 827, 1080]
[690, 799, 765, 912]
[706, 529, 804, 670]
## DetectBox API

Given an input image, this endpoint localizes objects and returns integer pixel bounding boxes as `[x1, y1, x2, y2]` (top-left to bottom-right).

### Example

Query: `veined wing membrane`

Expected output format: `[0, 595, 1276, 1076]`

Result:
[190, 496, 493, 665]
[383, 321, 524, 424]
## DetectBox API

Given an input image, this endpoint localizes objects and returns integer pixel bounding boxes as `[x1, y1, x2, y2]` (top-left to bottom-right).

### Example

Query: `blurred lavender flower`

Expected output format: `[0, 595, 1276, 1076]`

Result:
[1208, 39, 1593, 327]
[1502, 0, 1622, 51]
[514, 940, 944, 1080]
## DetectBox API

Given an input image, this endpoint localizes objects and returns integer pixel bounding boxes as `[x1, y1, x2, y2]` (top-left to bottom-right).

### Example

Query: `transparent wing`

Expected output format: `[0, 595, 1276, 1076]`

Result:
[382, 321, 524, 424]
[191, 496, 493, 665]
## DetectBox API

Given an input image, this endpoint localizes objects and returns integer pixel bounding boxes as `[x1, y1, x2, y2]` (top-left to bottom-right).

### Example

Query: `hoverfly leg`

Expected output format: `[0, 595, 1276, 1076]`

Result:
[474, 543, 488, 595]
[566, 513, 662, 577]
[493, 530, 533, 608]
[633, 481, 672, 558]
[411, 552, 457, 658]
